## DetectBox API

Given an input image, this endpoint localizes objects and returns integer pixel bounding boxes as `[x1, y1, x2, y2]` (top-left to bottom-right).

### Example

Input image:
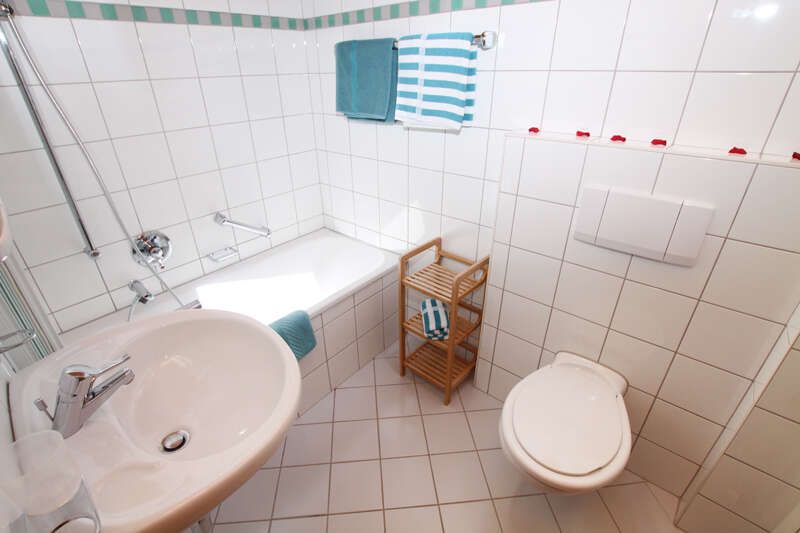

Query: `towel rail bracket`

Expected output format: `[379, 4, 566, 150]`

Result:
[393, 30, 496, 50]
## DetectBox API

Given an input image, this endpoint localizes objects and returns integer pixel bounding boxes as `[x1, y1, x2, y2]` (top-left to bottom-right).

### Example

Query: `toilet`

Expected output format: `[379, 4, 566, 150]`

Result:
[499, 352, 632, 493]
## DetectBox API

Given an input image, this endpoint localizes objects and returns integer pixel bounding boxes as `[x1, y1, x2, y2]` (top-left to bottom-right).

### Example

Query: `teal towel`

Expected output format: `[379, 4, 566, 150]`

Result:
[421, 298, 450, 341]
[335, 38, 397, 122]
[270, 310, 317, 360]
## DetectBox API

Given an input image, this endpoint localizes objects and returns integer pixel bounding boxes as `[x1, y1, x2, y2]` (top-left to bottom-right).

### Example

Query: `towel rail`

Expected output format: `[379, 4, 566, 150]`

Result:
[393, 30, 496, 50]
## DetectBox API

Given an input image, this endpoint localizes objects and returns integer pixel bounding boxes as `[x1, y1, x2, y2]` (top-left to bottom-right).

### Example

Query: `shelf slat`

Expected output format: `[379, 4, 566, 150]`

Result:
[403, 313, 480, 351]
[405, 342, 475, 389]
[402, 263, 483, 304]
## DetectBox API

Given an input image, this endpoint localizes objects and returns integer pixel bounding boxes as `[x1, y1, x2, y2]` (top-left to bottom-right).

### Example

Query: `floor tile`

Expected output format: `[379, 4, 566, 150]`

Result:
[647, 482, 679, 521]
[329, 460, 383, 513]
[377, 384, 420, 417]
[334, 387, 377, 421]
[607, 469, 644, 486]
[479, 449, 546, 498]
[440, 500, 501, 533]
[282, 423, 332, 466]
[381, 456, 438, 508]
[296, 392, 334, 425]
[269, 516, 326, 533]
[385, 506, 443, 533]
[600, 483, 680, 533]
[430, 451, 491, 503]
[458, 385, 503, 411]
[327, 511, 384, 533]
[332, 420, 380, 462]
[423, 412, 475, 453]
[378, 415, 429, 457]
[494, 495, 560, 533]
[547, 492, 619, 533]
[340, 361, 375, 388]
[213, 522, 270, 533]
[466, 410, 502, 449]
[273, 464, 330, 519]
[417, 382, 464, 414]
[375, 356, 413, 385]
[216, 469, 279, 523]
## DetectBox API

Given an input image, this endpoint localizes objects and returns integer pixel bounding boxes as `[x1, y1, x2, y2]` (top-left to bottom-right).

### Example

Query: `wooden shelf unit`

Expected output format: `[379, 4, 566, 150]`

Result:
[398, 238, 490, 404]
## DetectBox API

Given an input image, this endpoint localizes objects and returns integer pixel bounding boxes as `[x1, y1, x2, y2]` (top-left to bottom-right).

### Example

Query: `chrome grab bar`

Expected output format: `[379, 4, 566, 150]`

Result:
[0, 328, 35, 354]
[214, 212, 271, 238]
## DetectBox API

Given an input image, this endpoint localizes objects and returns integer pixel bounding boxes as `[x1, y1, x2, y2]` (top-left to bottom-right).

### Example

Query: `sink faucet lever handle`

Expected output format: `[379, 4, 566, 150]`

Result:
[91, 354, 131, 378]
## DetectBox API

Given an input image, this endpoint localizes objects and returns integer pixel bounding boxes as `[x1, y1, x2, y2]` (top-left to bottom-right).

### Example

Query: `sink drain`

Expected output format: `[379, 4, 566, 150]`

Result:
[161, 430, 190, 453]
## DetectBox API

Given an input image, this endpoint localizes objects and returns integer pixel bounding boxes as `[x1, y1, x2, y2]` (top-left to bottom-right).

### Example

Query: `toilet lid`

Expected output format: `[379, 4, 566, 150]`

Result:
[512, 363, 623, 476]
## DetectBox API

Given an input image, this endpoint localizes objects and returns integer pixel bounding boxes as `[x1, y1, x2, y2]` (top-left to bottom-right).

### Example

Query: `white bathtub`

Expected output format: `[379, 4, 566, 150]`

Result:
[63, 229, 401, 412]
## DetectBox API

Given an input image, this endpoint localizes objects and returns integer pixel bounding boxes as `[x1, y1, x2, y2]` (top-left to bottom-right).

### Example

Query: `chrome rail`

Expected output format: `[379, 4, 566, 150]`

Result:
[214, 212, 271, 238]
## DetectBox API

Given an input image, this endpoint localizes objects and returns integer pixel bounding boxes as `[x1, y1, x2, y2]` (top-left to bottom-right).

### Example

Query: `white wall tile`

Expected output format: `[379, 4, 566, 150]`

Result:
[180, 171, 227, 218]
[518, 139, 585, 205]
[618, 0, 715, 71]
[201, 77, 249, 125]
[490, 71, 548, 130]
[703, 240, 800, 323]
[641, 400, 723, 464]
[151, 78, 208, 131]
[763, 76, 800, 156]
[234, 27, 277, 75]
[543, 309, 607, 360]
[166, 127, 218, 177]
[602, 72, 692, 142]
[137, 23, 198, 79]
[542, 72, 614, 135]
[495, 2, 556, 70]
[627, 437, 699, 496]
[504, 246, 560, 305]
[444, 128, 488, 179]
[212, 122, 257, 168]
[189, 26, 240, 77]
[600, 331, 673, 394]
[30, 254, 107, 311]
[113, 133, 176, 187]
[15, 18, 89, 84]
[493, 330, 541, 377]
[10, 205, 85, 265]
[580, 145, 661, 192]
[442, 174, 482, 224]
[675, 73, 792, 151]
[130, 179, 187, 229]
[659, 355, 750, 425]
[554, 263, 623, 326]
[611, 281, 695, 350]
[510, 197, 572, 259]
[72, 20, 147, 82]
[550, 0, 629, 70]
[699, 0, 800, 71]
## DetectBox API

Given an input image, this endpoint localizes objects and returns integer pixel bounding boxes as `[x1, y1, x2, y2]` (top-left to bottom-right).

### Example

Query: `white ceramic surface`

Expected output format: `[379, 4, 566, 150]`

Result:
[9, 309, 301, 532]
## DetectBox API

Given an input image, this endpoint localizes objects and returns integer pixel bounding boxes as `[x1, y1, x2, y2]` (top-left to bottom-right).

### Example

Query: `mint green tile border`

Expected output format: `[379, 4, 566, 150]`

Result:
[7, 0, 549, 30]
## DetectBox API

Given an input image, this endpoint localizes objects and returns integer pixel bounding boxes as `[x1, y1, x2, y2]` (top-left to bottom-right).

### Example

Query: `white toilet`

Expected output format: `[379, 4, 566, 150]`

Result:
[499, 352, 632, 493]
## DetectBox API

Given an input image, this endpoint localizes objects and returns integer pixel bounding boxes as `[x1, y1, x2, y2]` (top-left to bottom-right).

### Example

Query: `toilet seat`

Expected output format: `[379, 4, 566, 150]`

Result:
[500, 352, 632, 493]
[512, 363, 624, 476]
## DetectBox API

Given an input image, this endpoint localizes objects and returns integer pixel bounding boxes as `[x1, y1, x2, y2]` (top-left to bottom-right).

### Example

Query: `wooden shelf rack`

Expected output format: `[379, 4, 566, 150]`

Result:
[398, 238, 490, 404]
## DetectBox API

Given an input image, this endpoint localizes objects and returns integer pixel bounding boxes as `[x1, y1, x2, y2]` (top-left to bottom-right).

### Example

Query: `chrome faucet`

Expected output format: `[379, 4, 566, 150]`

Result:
[47, 355, 135, 438]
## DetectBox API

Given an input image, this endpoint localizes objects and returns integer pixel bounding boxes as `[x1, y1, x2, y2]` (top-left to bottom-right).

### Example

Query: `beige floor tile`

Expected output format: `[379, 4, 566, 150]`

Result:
[607, 469, 644, 486]
[269, 516, 326, 533]
[458, 385, 502, 411]
[282, 423, 332, 466]
[381, 456, 438, 508]
[466, 410, 502, 449]
[479, 449, 547, 498]
[296, 392, 333, 425]
[600, 483, 681, 533]
[647, 482, 679, 521]
[273, 464, 330, 519]
[216, 469, 279, 523]
[440, 500, 501, 533]
[423, 412, 475, 453]
[417, 382, 464, 414]
[334, 387, 377, 421]
[430, 451, 490, 503]
[332, 420, 379, 462]
[327, 511, 384, 533]
[213, 522, 270, 533]
[340, 361, 375, 388]
[385, 506, 443, 533]
[494, 495, 560, 533]
[378, 416, 429, 457]
[547, 492, 619, 533]
[375, 356, 413, 385]
[329, 460, 383, 513]
[377, 384, 420, 417]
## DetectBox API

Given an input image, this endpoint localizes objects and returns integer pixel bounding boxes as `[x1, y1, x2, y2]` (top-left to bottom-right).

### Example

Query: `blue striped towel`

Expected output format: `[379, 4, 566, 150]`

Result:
[394, 32, 477, 131]
[421, 298, 450, 341]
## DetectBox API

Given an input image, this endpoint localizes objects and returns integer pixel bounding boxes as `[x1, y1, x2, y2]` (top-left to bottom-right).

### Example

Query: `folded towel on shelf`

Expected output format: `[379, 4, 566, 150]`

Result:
[335, 38, 398, 122]
[270, 310, 317, 360]
[394, 32, 477, 131]
[421, 298, 450, 341]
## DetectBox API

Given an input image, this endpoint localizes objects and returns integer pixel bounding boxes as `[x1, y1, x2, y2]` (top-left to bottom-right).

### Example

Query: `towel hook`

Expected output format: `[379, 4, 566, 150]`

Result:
[473, 31, 496, 50]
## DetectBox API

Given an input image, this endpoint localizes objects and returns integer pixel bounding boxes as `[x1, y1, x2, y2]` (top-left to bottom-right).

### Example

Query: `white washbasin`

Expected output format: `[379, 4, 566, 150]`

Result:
[8, 309, 301, 532]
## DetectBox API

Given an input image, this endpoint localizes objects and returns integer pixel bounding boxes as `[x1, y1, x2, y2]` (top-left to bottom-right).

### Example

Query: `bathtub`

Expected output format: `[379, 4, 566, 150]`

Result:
[63, 229, 401, 412]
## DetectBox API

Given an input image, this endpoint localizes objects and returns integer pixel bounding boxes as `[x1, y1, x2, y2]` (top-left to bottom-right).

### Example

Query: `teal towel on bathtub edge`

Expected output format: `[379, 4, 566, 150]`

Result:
[335, 38, 398, 122]
[270, 310, 317, 360]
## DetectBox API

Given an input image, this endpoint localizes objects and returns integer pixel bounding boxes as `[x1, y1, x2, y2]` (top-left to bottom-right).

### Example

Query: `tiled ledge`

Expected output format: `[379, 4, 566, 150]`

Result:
[5, 0, 551, 30]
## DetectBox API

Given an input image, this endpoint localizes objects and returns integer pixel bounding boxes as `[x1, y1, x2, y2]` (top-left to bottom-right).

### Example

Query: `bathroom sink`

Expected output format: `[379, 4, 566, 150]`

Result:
[8, 309, 301, 532]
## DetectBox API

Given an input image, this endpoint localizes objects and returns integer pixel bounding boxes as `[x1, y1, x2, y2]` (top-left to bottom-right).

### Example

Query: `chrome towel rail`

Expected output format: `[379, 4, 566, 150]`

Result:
[393, 31, 496, 50]
[214, 212, 271, 237]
